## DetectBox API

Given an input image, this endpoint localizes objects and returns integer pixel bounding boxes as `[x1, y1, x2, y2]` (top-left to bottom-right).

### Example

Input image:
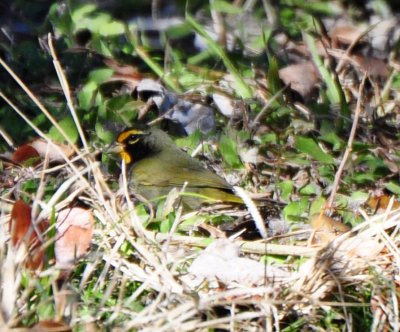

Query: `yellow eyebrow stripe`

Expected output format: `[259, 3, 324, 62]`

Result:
[117, 129, 144, 143]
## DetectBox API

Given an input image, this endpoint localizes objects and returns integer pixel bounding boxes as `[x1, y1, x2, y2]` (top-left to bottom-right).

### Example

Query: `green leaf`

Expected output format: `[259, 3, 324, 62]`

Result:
[260, 132, 277, 144]
[350, 173, 376, 184]
[95, 124, 114, 144]
[210, 0, 242, 14]
[283, 152, 311, 166]
[299, 183, 319, 195]
[78, 81, 98, 110]
[160, 213, 174, 233]
[304, 33, 341, 105]
[349, 191, 369, 206]
[22, 179, 39, 194]
[48, 117, 78, 143]
[333, 194, 349, 208]
[278, 180, 293, 201]
[48, 3, 73, 36]
[88, 68, 114, 84]
[188, 50, 214, 65]
[99, 21, 125, 36]
[304, 31, 350, 128]
[71, 5, 125, 36]
[71, 4, 97, 23]
[267, 57, 282, 96]
[320, 121, 344, 150]
[392, 73, 400, 89]
[166, 23, 193, 39]
[175, 130, 202, 152]
[309, 197, 326, 216]
[37, 301, 55, 320]
[178, 72, 205, 89]
[107, 99, 140, 124]
[294, 136, 334, 164]
[355, 154, 387, 171]
[385, 181, 400, 195]
[283, 197, 308, 222]
[318, 164, 335, 184]
[219, 135, 242, 168]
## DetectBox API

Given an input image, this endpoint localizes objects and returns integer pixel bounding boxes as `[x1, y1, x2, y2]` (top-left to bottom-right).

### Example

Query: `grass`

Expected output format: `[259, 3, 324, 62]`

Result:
[1, 1, 400, 330]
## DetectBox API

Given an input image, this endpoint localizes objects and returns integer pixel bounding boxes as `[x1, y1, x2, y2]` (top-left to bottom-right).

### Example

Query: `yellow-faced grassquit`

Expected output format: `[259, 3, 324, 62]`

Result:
[111, 124, 242, 209]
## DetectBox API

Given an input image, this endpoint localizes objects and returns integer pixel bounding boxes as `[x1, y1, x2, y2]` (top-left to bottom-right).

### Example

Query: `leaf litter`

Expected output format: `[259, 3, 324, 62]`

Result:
[1, 1, 400, 330]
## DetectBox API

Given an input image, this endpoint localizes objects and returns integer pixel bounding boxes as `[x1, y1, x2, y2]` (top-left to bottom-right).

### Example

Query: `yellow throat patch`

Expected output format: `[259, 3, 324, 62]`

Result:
[120, 150, 132, 164]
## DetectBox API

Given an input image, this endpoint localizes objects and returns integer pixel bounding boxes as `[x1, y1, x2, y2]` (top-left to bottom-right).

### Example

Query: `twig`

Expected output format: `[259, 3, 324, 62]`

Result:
[0, 57, 79, 155]
[48, 33, 89, 153]
[151, 232, 318, 256]
[251, 86, 287, 128]
[335, 23, 379, 74]
[327, 73, 368, 210]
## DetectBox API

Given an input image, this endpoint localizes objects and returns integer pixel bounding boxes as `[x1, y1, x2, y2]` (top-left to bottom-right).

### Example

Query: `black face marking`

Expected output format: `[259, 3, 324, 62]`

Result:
[116, 127, 155, 164]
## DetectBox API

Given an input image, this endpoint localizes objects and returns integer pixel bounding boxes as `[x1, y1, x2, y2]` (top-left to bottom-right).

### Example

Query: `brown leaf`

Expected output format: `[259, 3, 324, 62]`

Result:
[330, 25, 364, 45]
[10, 200, 33, 246]
[367, 194, 400, 214]
[55, 207, 94, 270]
[32, 320, 72, 332]
[29, 139, 74, 163]
[12, 144, 41, 166]
[285, 40, 328, 58]
[10, 200, 47, 270]
[279, 62, 319, 98]
[104, 57, 143, 90]
[352, 55, 389, 78]
[310, 214, 351, 244]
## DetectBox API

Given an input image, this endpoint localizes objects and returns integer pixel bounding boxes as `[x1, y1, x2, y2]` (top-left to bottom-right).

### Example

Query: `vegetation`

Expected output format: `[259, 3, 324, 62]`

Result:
[1, 0, 399, 330]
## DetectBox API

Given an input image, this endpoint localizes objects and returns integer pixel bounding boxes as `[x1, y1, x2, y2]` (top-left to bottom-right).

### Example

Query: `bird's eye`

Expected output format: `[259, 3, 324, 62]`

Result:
[128, 134, 140, 145]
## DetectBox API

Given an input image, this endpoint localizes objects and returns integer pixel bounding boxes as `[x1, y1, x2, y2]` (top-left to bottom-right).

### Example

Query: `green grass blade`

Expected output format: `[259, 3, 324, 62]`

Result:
[186, 13, 253, 99]
[304, 32, 350, 129]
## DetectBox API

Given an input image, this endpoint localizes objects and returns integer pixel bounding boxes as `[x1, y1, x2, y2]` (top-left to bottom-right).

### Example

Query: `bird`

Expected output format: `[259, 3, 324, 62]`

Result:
[110, 124, 242, 210]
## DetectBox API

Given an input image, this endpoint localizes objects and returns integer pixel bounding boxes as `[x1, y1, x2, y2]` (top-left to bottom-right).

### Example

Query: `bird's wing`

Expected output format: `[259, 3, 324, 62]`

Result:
[132, 150, 233, 190]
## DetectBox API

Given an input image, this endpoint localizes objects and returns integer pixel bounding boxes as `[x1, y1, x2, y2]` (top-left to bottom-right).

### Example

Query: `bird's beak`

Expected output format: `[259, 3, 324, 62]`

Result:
[107, 142, 132, 164]
[108, 142, 124, 155]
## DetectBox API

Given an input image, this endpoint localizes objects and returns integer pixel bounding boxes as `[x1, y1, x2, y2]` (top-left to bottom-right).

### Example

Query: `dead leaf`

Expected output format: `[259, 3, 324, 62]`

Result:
[285, 40, 328, 58]
[367, 194, 400, 214]
[239, 147, 262, 164]
[104, 57, 143, 91]
[187, 239, 290, 287]
[213, 92, 235, 117]
[353, 55, 389, 78]
[310, 214, 351, 244]
[339, 236, 384, 260]
[279, 62, 319, 98]
[267, 218, 290, 237]
[55, 207, 94, 270]
[134, 78, 215, 134]
[29, 139, 74, 163]
[31, 320, 72, 332]
[330, 25, 364, 45]
[12, 144, 41, 166]
[10, 200, 47, 270]
[10, 200, 34, 247]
